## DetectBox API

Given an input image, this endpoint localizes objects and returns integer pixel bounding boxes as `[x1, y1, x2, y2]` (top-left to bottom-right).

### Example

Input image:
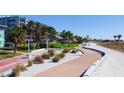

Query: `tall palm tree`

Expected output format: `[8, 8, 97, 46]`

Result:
[34, 22, 43, 46]
[47, 26, 57, 42]
[43, 26, 53, 49]
[60, 30, 67, 40]
[59, 30, 74, 48]
[86, 35, 89, 41]
[113, 35, 117, 41]
[66, 31, 73, 39]
[60, 30, 74, 40]
[74, 35, 83, 44]
[117, 34, 122, 41]
[26, 20, 35, 37]
[8, 26, 26, 53]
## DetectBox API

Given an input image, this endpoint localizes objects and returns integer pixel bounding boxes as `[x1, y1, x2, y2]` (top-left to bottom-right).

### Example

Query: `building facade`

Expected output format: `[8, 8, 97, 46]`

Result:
[0, 16, 28, 41]
[0, 27, 5, 48]
[0, 16, 27, 28]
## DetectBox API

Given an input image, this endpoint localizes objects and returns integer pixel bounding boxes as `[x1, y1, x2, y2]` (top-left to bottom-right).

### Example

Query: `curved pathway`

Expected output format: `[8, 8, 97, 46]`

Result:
[35, 45, 101, 77]
[86, 43, 124, 77]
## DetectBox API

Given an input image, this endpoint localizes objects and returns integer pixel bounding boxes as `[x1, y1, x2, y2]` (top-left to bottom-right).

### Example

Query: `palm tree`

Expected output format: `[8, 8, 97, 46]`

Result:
[8, 26, 26, 53]
[74, 35, 83, 44]
[59, 30, 74, 48]
[113, 35, 117, 41]
[117, 34, 122, 41]
[86, 35, 89, 42]
[42, 26, 53, 47]
[60, 30, 67, 40]
[26, 21, 44, 49]
[60, 30, 74, 40]
[41, 25, 49, 43]
[34, 22, 43, 46]
[26, 20, 35, 37]
[66, 31, 73, 40]
[47, 26, 57, 42]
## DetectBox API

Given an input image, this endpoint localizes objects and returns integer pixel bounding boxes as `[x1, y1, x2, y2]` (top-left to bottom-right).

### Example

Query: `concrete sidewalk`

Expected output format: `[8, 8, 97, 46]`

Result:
[86, 43, 124, 77]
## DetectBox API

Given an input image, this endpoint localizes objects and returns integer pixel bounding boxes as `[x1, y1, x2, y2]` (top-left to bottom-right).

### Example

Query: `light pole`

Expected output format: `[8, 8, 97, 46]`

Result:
[46, 37, 49, 51]
[28, 39, 30, 53]
[27, 39, 32, 59]
[46, 32, 49, 52]
[74, 38, 77, 44]
[67, 35, 69, 48]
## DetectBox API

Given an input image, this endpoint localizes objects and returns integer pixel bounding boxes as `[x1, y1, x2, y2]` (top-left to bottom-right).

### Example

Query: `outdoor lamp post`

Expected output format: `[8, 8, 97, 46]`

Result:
[27, 39, 32, 59]
[46, 37, 49, 51]
[74, 38, 77, 44]
[46, 32, 50, 52]
[59, 36, 63, 49]
[28, 39, 30, 53]
[67, 35, 69, 48]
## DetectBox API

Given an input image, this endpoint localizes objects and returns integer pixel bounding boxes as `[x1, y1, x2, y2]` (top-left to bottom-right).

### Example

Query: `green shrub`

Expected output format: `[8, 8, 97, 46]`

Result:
[20, 65, 27, 72]
[33, 56, 44, 64]
[18, 45, 34, 50]
[26, 60, 33, 67]
[57, 53, 65, 58]
[49, 43, 62, 48]
[11, 65, 21, 77]
[52, 55, 60, 62]
[62, 48, 70, 53]
[48, 50, 55, 57]
[49, 43, 78, 48]
[71, 49, 78, 53]
[42, 53, 50, 59]
[39, 44, 47, 48]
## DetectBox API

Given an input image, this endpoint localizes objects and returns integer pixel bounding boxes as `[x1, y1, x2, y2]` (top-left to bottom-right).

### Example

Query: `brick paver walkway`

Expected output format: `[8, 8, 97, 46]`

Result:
[35, 46, 101, 77]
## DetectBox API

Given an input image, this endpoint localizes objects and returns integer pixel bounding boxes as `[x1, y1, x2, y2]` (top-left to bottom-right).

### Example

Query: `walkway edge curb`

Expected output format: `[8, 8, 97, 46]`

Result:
[82, 46, 106, 77]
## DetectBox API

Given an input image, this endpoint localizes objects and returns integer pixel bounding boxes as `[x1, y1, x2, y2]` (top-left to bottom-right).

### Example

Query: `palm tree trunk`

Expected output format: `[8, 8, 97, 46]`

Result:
[14, 43, 17, 54]
[14, 38, 18, 54]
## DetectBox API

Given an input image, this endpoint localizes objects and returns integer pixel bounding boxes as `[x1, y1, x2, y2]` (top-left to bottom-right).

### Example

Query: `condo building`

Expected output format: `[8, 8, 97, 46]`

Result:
[0, 16, 27, 28]
[0, 25, 6, 48]
[0, 16, 28, 41]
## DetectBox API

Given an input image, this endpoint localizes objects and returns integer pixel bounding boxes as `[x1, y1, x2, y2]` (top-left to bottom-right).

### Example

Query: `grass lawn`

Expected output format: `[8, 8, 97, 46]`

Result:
[0, 42, 78, 60]
[17, 43, 42, 53]
[98, 42, 124, 52]
[17, 49, 28, 53]
[49, 43, 78, 48]
[0, 50, 22, 60]
[16, 43, 78, 53]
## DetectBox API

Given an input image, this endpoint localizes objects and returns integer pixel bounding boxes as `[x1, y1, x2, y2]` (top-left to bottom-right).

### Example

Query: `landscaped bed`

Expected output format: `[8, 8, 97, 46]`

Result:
[16, 43, 78, 53]
[19, 51, 82, 77]
[5, 48, 81, 77]
[0, 45, 82, 77]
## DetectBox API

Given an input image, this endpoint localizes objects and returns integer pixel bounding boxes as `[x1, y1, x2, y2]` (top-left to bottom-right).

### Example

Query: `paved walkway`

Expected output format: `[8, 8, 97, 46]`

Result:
[35, 45, 101, 77]
[86, 43, 124, 77]
[0, 54, 27, 75]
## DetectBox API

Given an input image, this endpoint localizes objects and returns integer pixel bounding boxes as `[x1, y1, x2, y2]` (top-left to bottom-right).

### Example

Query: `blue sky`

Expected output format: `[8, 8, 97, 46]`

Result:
[23, 15, 124, 40]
